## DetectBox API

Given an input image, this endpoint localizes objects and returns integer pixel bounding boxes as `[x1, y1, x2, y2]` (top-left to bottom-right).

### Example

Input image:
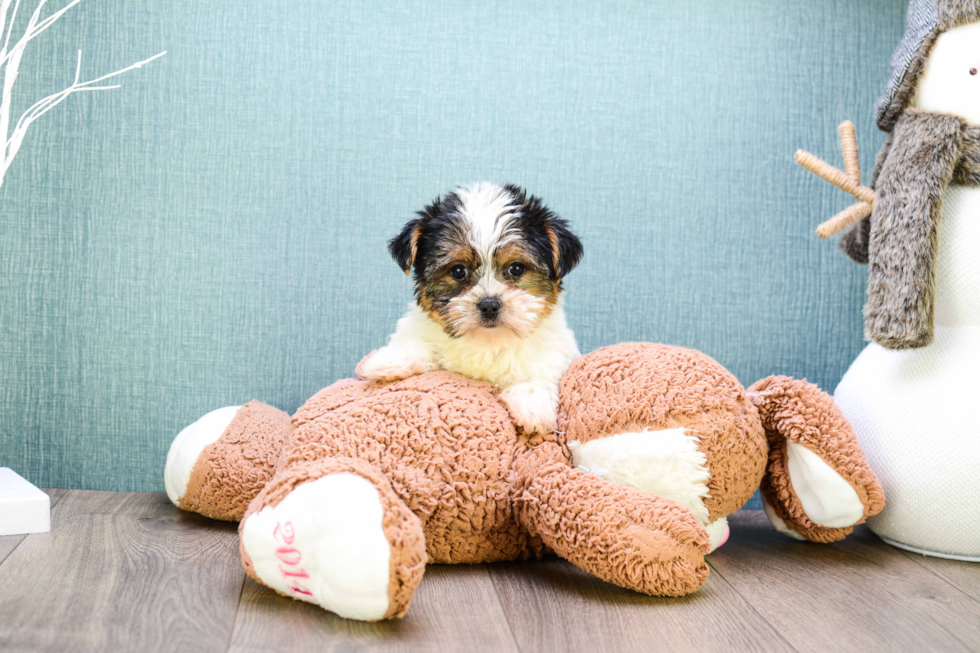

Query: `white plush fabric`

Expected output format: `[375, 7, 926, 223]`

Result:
[164, 405, 240, 506]
[761, 496, 806, 541]
[240, 473, 392, 621]
[570, 428, 711, 524]
[834, 185, 980, 559]
[786, 442, 864, 529]
[703, 517, 730, 552]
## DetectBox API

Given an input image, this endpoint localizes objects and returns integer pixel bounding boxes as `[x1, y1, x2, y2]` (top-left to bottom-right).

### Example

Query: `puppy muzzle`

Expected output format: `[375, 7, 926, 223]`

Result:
[477, 296, 502, 326]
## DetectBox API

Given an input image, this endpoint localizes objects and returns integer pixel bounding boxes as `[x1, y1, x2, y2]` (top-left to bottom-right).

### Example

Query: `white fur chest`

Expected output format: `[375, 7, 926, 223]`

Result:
[428, 307, 580, 387]
[388, 302, 580, 388]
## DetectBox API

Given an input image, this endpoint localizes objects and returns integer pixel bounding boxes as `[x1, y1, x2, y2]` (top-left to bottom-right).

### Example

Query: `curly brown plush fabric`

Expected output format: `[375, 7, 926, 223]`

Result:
[513, 441, 710, 596]
[181, 400, 292, 521]
[172, 343, 884, 619]
[283, 372, 540, 564]
[749, 376, 885, 543]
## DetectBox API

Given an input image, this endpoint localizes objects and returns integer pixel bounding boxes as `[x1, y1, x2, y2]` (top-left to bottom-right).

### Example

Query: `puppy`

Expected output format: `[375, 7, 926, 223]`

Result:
[358, 183, 584, 435]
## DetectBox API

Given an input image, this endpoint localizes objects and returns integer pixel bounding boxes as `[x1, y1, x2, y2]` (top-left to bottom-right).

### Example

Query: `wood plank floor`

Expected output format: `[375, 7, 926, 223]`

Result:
[0, 490, 977, 653]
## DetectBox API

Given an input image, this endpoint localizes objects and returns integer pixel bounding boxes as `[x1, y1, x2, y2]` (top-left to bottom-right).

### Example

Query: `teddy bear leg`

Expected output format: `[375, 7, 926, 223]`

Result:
[569, 428, 730, 552]
[517, 444, 710, 596]
[164, 400, 292, 521]
[239, 457, 427, 621]
[749, 376, 885, 543]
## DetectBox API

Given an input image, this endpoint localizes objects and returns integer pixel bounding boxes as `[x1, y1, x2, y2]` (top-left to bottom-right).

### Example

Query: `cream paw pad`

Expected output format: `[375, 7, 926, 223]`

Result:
[164, 405, 240, 507]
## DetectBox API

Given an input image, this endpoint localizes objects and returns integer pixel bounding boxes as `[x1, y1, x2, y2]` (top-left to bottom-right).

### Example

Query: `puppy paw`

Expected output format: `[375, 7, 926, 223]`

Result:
[500, 383, 558, 435]
[356, 346, 428, 383]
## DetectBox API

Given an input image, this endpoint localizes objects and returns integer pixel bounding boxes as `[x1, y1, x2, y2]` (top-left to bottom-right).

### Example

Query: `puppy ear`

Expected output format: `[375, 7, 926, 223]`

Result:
[504, 184, 583, 281]
[388, 219, 423, 274]
[545, 218, 583, 279]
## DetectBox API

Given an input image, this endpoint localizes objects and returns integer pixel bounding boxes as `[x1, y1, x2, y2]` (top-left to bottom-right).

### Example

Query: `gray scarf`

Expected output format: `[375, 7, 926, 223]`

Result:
[842, 111, 980, 349]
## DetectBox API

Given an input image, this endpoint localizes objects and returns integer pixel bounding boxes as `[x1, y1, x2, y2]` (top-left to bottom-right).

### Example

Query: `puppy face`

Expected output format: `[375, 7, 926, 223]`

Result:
[389, 183, 583, 339]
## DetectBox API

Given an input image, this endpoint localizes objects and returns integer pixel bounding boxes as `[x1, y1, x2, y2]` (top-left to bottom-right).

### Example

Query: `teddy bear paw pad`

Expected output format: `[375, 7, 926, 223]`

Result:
[240, 473, 393, 621]
[786, 442, 864, 528]
[164, 405, 241, 507]
[761, 496, 807, 541]
[704, 517, 729, 552]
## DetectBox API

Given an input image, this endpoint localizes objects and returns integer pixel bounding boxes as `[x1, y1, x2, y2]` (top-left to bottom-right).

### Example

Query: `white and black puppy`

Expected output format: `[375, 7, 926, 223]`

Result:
[358, 183, 583, 435]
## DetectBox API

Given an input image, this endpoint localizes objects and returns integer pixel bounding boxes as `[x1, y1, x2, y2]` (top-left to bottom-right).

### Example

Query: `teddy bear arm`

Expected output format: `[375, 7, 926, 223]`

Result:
[515, 446, 710, 596]
[749, 376, 885, 543]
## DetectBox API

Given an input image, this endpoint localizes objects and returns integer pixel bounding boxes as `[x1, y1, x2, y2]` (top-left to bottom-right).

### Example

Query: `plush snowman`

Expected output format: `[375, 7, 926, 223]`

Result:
[802, 0, 980, 560]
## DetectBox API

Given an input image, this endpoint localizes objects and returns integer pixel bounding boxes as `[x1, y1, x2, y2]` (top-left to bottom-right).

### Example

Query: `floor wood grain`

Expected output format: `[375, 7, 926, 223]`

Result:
[0, 491, 245, 653]
[710, 511, 980, 653]
[228, 565, 519, 653]
[897, 548, 980, 605]
[488, 557, 792, 653]
[1, 492, 978, 653]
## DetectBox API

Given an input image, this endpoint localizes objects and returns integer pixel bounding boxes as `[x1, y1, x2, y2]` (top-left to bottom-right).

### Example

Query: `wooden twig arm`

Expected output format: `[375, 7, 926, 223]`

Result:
[795, 121, 878, 239]
[816, 201, 872, 239]
[794, 150, 876, 204]
[839, 121, 861, 184]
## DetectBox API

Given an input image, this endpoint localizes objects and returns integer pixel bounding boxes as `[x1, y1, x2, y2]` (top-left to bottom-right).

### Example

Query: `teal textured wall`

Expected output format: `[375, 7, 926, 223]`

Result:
[0, 0, 905, 492]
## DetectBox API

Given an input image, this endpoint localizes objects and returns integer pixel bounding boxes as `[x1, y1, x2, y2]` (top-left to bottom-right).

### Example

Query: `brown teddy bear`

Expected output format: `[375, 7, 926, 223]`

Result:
[164, 342, 884, 621]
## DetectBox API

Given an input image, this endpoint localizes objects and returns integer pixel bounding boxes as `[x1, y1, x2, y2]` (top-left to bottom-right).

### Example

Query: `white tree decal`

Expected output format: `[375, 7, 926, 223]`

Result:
[0, 0, 164, 189]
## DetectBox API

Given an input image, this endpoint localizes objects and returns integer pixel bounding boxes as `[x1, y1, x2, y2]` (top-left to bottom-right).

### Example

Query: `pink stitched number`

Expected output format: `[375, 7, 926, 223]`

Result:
[271, 521, 313, 597]
[279, 565, 310, 579]
[275, 547, 302, 566]
[272, 521, 295, 545]
[289, 584, 313, 597]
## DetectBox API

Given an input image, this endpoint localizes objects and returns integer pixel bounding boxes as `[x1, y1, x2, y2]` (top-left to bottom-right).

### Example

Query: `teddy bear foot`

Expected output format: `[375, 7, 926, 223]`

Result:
[759, 443, 869, 542]
[704, 517, 729, 552]
[239, 459, 427, 621]
[780, 441, 865, 528]
[164, 400, 292, 521]
[749, 376, 885, 543]
[165, 405, 241, 509]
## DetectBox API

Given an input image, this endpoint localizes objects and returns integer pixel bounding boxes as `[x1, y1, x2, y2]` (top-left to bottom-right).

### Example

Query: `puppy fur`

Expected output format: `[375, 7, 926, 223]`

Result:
[358, 183, 583, 434]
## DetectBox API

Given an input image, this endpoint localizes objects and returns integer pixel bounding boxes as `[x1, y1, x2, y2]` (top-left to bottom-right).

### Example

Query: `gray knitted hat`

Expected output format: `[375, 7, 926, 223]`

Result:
[875, 0, 980, 132]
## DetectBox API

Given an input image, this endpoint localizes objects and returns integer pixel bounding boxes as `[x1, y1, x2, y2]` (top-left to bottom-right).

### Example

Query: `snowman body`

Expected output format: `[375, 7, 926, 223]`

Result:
[833, 22, 980, 560]
[834, 185, 980, 560]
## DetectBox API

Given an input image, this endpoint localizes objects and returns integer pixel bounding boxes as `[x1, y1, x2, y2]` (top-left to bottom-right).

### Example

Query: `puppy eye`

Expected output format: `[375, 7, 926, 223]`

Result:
[507, 262, 526, 278]
[450, 264, 468, 280]
[972, 68, 978, 76]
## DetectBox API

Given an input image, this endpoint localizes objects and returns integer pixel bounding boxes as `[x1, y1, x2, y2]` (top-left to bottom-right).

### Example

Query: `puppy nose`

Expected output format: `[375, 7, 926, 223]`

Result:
[478, 297, 502, 317]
